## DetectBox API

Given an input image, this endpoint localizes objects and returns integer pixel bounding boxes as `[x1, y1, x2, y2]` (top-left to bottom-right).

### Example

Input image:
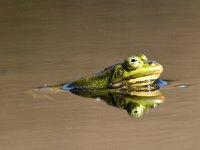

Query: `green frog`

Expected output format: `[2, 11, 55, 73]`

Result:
[28, 54, 166, 117]
[63, 54, 164, 90]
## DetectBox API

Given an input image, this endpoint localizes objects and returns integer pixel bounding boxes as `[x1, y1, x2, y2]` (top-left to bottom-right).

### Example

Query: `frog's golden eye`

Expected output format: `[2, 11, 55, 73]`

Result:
[130, 58, 138, 63]
[124, 56, 143, 70]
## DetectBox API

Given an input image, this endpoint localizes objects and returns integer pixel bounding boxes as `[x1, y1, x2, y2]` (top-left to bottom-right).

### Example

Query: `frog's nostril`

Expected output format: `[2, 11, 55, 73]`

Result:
[148, 61, 156, 66]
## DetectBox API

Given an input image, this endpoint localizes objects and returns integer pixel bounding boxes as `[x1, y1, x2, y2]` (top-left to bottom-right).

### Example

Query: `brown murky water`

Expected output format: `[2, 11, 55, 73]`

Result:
[0, 0, 200, 149]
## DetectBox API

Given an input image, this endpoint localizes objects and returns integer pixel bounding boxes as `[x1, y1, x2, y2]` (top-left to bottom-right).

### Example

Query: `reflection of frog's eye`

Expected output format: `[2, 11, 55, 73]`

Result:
[131, 105, 144, 118]
[126, 103, 145, 118]
[124, 56, 143, 70]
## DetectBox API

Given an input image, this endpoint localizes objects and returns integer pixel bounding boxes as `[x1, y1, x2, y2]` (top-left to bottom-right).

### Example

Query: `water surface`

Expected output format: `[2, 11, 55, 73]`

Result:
[0, 0, 200, 150]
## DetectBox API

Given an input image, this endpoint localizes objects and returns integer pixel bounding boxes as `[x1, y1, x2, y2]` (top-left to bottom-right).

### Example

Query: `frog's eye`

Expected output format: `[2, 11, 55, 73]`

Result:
[130, 58, 138, 63]
[124, 56, 143, 70]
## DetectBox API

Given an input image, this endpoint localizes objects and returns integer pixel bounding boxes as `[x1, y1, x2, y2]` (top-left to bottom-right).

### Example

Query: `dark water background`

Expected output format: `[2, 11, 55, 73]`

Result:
[0, 0, 200, 149]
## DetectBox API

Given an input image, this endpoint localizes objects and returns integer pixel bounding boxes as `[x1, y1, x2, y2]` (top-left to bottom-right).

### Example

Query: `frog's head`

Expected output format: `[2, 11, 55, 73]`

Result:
[110, 54, 163, 88]
[64, 54, 163, 89]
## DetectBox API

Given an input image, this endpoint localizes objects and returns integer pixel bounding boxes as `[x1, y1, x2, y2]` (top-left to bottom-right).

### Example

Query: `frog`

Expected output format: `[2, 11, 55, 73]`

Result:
[27, 54, 166, 117]
[63, 54, 164, 90]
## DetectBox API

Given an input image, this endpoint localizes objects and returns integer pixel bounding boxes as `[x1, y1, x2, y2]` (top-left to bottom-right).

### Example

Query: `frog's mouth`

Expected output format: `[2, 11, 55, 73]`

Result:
[110, 74, 161, 88]
[128, 74, 161, 85]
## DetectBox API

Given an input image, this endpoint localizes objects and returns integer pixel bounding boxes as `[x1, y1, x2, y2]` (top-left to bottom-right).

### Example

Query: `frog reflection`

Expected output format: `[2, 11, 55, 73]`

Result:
[69, 87, 164, 118]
